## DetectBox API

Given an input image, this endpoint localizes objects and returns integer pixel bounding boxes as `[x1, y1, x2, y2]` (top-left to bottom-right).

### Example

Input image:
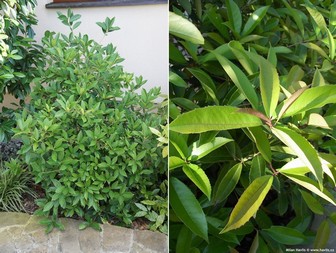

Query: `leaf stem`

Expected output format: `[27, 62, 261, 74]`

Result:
[269, 163, 278, 176]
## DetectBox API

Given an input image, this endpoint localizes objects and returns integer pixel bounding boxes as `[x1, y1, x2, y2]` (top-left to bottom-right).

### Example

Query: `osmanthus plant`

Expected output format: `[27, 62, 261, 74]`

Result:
[169, 0, 336, 251]
[0, 0, 42, 142]
[15, 10, 167, 233]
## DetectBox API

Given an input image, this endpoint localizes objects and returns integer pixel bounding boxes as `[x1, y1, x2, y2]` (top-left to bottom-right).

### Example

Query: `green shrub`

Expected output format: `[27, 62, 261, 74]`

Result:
[0, 0, 41, 102]
[0, 158, 36, 212]
[169, 0, 336, 251]
[14, 10, 167, 233]
[0, 0, 42, 142]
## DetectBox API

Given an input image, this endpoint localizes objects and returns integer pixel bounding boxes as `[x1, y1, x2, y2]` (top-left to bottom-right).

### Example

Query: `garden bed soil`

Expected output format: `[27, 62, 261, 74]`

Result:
[0, 139, 23, 161]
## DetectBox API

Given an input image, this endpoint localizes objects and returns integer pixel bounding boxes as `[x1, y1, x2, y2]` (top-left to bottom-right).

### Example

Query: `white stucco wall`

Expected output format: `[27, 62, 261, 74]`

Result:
[33, 1, 168, 95]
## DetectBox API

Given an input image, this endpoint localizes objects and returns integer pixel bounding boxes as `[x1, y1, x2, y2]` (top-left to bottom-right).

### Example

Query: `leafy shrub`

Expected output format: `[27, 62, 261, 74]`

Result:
[0, 107, 18, 142]
[0, 158, 36, 212]
[0, 0, 42, 142]
[14, 10, 167, 233]
[169, 0, 336, 251]
[135, 180, 168, 233]
[0, 0, 41, 102]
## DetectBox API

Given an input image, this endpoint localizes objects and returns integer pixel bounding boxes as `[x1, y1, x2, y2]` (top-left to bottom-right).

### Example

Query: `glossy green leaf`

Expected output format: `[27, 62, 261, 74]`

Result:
[0, 73, 14, 79]
[220, 175, 273, 233]
[189, 137, 233, 161]
[207, 216, 240, 244]
[253, 233, 268, 253]
[169, 12, 204, 45]
[169, 156, 187, 171]
[176, 225, 192, 253]
[285, 65, 304, 91]
[229, 41, 256, 75]
[249, 155, 266, 183]
[212, 163, 242, 204]
[325, 115, 336, 127]
[195, 0, 202, 19]
[278, 159, 310, 175]
[312, 69, 325, 87]
[225, 0, 242, 35]
[262, 226, 306, 245]
[171, 98, 199, 111]
[330, 213, 336, 225]
[239, 34, 264, 43]
[280, 155, 336, 185]
[267, 46, 277, 67]
[182, 164, 211, 200]
[170, 132, 188, 159]
[169, 101, 181, 119]
[308, 113, 331, 129]
[241, 6, 269, 36]
[213, 53, 259, 109]
[303, 42, 329, 59]
[281, 0, 304, 36]
[305, 6, 326, 31]
[199, 44, 234, 63]
[314, 220, 330, 248]
[205, 6, 229, 39]
[169, 42, 188, 64]
[280, 173, 336, 206]
[181, 41, 199, 61]
[299, 190, 324, 215]
[272, 126, 323, 188]
[43, 202, 54, 212]
[187, 68, 219, 105]
[246, 52, 280, 118]
[177, 0, 191, 14]
[330, 2, 336, 27]
[170, 106, 263, 134]
[248, 232, 259, 253]
[327, 28, 335, 60]
[169, 71, 187, 88]
[277, 87, 307, 121]
[170, 177, 208, 241]
[282, 86, 336, 117]
[198, 131, 219, 146]
[247, 127, 271, 163]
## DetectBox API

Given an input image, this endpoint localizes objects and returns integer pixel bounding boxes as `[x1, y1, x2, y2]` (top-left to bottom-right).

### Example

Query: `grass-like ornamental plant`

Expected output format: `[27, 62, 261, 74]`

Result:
[14, 10, 167, 233]
[0, 158, 36, 212]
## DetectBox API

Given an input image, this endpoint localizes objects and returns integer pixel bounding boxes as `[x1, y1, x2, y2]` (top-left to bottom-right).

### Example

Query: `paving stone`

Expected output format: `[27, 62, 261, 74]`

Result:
[78, 227, 101, 253]
[6, 226, 25, 241]
[24, 215, 44, 233]
[0, 212, 168, 253]
[0, 244, 17, 253]
[130, 242, 154, 253]
[46, 229, 61, 253]
[58, 218, 81, 253]
[11, 232, 33, 252]
[0, 212, 30, 229]
[29, 228, 50, 246]
[26, 245, 50, 253]
[0, 230, 17, 253]
[102, 223, 133, 253]
[133, 230, 168, 253]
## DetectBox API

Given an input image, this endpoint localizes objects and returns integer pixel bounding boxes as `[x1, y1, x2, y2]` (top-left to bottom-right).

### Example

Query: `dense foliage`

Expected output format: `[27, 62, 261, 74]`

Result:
[0, 0, 41, 142]
[14, 10, 167, 233]
[169, 0, 336, 251]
